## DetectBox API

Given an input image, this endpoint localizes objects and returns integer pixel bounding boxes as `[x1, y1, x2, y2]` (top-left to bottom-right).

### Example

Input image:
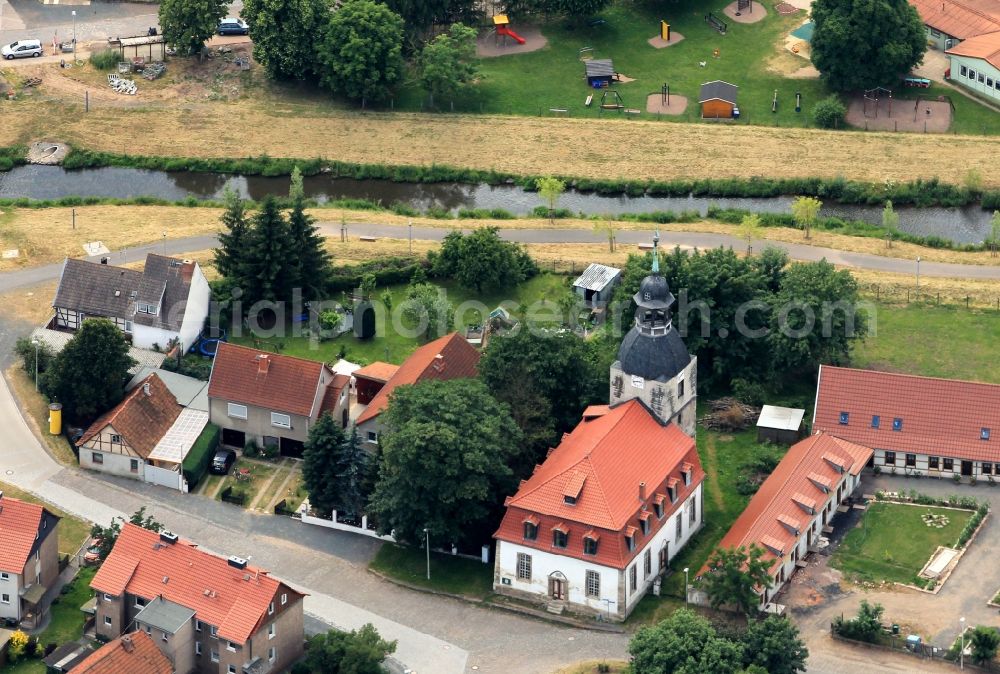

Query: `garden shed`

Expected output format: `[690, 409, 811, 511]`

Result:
[699, 80, 739, 118]
[586, 59, 615, 87]
[757, 404, 805, 444]
[572, 263, 621, 307]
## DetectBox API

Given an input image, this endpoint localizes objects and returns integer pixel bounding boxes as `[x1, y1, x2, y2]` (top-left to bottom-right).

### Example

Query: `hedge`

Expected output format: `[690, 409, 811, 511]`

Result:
[328, 257, 428, 292]
[183, 423, 220, 489]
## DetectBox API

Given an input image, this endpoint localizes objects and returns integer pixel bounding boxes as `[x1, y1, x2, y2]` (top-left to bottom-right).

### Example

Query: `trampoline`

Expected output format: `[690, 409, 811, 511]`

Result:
[791, 21, 814, 41]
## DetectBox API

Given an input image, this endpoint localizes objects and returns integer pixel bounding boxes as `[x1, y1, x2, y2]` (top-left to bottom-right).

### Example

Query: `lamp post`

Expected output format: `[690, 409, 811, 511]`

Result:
[916, 256, 921, 294]
[71, 10, 76, 59]
[162, 231, 167, 256]
[424, 528, 430, 580]
[960, 616, 966, 670]
[408, 220, 412, 254]
[683, 567, 690, 604]
[31, 337, 40, 391]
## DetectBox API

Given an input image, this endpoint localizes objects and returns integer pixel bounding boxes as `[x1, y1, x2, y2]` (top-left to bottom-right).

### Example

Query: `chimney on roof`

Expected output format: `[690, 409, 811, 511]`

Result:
[121, 635, 134, 653]
[639, 482, 646, 500]
[101, 257, 108, 265]
[143, 382, 151, 396]
[160, 531, 178, 544]
[432, 353, 445, 372]
[228, 555, 248, 570]
[256, 354, 270, 375]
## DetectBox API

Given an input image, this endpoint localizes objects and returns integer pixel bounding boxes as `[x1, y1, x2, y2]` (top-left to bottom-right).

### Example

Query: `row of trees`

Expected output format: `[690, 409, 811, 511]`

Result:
[629, 609, 808, 674]
[613, 246, 867, 393]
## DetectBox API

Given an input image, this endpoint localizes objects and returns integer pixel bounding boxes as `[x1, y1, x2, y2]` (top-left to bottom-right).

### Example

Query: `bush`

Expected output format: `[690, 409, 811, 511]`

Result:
[832, 600, 884, 643]
[244, 439, 260, 458]
[89, 49, 121, 70]
[182, 423, 220, 488]
[261, 442, 280, 460]
[161, 353, 213, 380]
[812, 95, 847, 129]
[731, 378, 766, 407]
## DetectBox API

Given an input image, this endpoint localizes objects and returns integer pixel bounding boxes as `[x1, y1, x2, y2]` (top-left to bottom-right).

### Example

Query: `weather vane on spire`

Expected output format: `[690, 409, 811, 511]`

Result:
[651, 229, 660, 273]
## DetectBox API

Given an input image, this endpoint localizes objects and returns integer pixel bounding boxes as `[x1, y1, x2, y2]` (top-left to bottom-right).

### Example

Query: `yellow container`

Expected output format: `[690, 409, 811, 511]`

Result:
[48, 403, 62, 435]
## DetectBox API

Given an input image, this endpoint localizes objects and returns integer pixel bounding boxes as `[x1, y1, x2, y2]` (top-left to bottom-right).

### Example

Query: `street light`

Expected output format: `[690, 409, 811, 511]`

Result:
[71, 11, 76, 60]
[31, 338, 40, 391]
[960, 616, 966, 670]
[916, 256, 921, 294]
[424, 528, 430, 580]
[683, 567, 690, 604]
[408, 220, 413, 254]
[162, 231, 167, 256]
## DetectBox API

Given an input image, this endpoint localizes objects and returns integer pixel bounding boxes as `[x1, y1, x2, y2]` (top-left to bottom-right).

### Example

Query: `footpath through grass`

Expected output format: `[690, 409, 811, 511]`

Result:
[831, 502, 971, 585]
[369, 543, 494, 600]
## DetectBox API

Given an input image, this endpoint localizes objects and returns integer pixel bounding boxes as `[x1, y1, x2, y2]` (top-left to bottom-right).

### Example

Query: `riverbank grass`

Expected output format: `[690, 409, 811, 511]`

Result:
[831, 502, 972, 585]
[369, 543, 494, 600]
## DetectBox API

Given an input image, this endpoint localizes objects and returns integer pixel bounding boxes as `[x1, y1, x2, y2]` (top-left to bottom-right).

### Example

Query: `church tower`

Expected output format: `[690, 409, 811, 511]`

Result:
[609, 232, 698, 437]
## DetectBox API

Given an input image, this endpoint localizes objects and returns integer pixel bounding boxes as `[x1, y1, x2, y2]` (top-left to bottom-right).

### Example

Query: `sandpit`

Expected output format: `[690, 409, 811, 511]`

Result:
[647, 32, 686, 49]
[646, 93, 689, 115]
[846, 97, 953, 133]
[477, 26, 547, 58]
[723, 1, 768, 24]
[26, 141, 70, 165]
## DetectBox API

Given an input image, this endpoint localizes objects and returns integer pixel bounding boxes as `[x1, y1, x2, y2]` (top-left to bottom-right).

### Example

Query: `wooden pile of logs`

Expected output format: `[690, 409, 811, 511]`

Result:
[701, 397, 761, 431]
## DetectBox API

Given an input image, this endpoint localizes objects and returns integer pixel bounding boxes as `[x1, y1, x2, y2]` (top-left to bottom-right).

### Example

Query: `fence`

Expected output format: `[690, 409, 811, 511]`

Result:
[300, 504, 396, 542]
[864, 284, 1000, 311]
[220, 486, 246, 506]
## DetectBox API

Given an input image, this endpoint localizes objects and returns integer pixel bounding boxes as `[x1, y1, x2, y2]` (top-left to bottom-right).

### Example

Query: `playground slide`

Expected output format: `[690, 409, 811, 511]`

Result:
[497, 25, 526, 44]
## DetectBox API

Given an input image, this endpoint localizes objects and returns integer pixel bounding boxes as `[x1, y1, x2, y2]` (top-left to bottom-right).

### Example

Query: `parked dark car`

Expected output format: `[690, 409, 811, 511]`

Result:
[217, 18, 249, 35]
[210, 448, 237, 474]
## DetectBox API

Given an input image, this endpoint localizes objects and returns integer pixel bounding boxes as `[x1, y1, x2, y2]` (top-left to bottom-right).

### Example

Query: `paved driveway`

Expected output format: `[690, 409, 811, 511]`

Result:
[785, 474, 1000, 671]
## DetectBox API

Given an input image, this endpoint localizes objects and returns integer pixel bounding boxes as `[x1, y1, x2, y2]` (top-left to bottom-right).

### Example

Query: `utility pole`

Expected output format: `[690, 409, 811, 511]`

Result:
[424, 528, 430, 580]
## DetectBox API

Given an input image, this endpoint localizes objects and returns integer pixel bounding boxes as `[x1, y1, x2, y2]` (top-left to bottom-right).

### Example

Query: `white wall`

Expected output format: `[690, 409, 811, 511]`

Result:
[144, 464, 184, 491]
[495, 483, 703, 618]
[0, 572, 23, 621]
[132, 324, 179, 351]
[82, 449, 145, 481]
[177, 264, 211, 352]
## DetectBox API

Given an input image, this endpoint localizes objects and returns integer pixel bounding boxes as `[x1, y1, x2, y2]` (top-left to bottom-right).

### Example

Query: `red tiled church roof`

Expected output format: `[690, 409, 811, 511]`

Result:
[701, 433, 872, 576]
[814, 365, 1000, 462]
[356, 333, 480, 424]
[76, 373, 181, 458]
[495, 400, 704, 569]
[209, 342, 329, 417]
[74, 631, 172, 674]
[0, 496, 54, 574]
[91, 524, 303, 645]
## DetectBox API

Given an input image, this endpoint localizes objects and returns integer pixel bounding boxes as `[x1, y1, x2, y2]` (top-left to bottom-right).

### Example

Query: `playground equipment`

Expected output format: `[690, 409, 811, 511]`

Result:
[660, 20, 671, 41]
[599, 89, 625, 112]
[736, 0, 753, 15]
[586, 58, 616, 87]
[771, 89, 778, 113]
[795, 91, 801, 112]
[706, 12, 727, 34]
[661, 83, 671, 105]
[493, 15, 526, 45]
[863, 86, 892, 118]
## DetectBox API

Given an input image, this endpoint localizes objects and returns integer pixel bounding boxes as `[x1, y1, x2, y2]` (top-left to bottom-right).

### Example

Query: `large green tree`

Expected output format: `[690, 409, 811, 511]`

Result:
[431, 227, 537, 293]
[213, 186, 249, 281]
[811, 0, 925, 91]
[44, 319, 136, 422]
[242, 0, 329, 79]
[317, 0, 405, 103]
[287, 167, 331, 301]
[969, 626, 1000, 666]
[742, 616, 809, 674]
[419, 23, 478, 107]
[629, 608, 744, 674]
[302, 413, 346, 517]
[368, 378, 522, 546]
[158, 0, 227, 54]
[767, 259, 868, 374]
[241, 195, 293, 305]
[479, 330, 604, 477]
[302, 624, 396, 674]
[701, 544, 773, 615]
[335, 427, 370, 520]
[401, 282, 454, 341]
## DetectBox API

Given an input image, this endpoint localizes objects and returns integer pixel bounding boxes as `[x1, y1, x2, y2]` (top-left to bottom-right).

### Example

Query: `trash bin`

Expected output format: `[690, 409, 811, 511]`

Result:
[892, 623, 900, 635]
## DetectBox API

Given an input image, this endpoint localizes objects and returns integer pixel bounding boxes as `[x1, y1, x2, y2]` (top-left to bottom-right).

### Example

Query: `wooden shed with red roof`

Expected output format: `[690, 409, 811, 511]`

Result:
[354, 332, 480, 445]
[493, 399, 705, 620]
[814, 365, 1000, 481]
[694, 432, 872, 612]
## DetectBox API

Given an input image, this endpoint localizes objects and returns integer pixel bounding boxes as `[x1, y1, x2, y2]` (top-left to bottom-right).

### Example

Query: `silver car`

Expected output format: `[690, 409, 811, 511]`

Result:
[2, 39, 43, 60]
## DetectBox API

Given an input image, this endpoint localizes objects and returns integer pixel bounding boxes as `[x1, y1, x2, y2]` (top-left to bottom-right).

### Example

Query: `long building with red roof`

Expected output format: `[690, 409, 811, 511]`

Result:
[92, 523, 305, 674]
[695, 433, 872, 611]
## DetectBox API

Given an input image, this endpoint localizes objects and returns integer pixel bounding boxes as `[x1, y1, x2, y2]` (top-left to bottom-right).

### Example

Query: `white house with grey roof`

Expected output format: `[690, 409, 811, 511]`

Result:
[52, 253, 210, 352]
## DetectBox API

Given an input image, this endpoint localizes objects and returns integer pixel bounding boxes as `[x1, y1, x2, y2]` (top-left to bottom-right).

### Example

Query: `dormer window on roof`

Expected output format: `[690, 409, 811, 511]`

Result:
[624, 526, 638, 551]
[562, 471, 586, 506]
[807, 472, 831, 493]
[792, 492, 816, 514]
[583, 531, 600, 556]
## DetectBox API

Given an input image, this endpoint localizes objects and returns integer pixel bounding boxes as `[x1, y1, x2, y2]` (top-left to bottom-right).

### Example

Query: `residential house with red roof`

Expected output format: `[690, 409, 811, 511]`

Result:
[0, 492, 60, 627]
[695, 433, 872, 612]
[208, 343, 349, 456]
[76, 372, 208, 492]
[494, 239, 704, 620]
[909, 0, 1000, 49]
[814, 365, 1000, 481]
[73, 631, 173, 674]
[92, 523, 304, 674]
[354, 332, 480, 446]
[946, 30, 1000, 101]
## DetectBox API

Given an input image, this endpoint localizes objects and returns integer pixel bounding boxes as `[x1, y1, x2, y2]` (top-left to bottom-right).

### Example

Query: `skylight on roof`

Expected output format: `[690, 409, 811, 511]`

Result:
[983, 428, 991, 441]
[893, 418, 903, 431]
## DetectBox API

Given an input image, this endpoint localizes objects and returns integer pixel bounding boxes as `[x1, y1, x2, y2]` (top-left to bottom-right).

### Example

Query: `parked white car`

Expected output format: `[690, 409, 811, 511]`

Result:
[2, 39, 43, 60]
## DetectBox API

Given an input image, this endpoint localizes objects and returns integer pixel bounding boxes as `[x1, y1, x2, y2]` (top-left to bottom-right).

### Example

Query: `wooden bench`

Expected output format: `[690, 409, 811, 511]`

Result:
[359, 236, 377, 242]
[638, 243, 655, 250]
[585, 94, 593, 107]
[549, 108, 568, 116]
[624, 108, 641, 115]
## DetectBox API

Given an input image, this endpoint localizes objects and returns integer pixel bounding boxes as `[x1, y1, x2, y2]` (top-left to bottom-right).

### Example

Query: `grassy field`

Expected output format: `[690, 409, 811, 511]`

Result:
[831, 502, 972, 585]
[215, 457, 280, 508]
[230, 272, 571, 365]
[0, 481, 91, 556]
[369, 543, 494, 599]
[852, 303, 1000, 383]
